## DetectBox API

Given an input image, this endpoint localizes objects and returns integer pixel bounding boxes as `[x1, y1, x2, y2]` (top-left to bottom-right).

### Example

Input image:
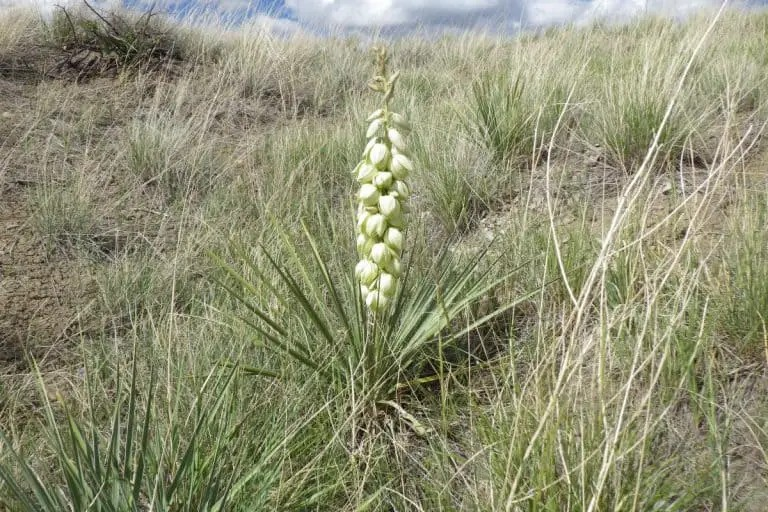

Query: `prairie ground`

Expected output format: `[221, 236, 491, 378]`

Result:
[1, 4, 768, 510]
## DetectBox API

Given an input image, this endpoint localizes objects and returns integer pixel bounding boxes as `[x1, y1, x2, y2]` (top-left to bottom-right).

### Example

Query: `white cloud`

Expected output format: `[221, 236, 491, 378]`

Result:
[249, 13, 303, 34]
[0, 0, 119, 15]
[285, 0, 515, 27]
[526, 0, 718, 26]
[168, 1, 305, 34]
[283, 0, 746, 29]
[523, 0, 589, 25]
[583, 0, 722, 21]
[0, 0, 59, 14]
[1, 0, 754, 31]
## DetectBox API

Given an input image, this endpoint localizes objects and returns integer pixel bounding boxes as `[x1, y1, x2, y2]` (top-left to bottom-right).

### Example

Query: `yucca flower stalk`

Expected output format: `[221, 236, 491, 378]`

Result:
[353, 46, 414, 313]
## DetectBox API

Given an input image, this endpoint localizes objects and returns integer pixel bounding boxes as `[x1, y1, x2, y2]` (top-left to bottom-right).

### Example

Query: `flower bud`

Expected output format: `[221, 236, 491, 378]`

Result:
[390, 112, 411, 132]
[384, 257, 402, 277]
[360, 285, 370, 300]
[364, 213, 387, 238]
[378, 272, 396, 297]
[366, 290, 389, 312]
[354, 259, 369, 277]
[387, 128, 407, 152]
[356, 233, 374, 254]
[369, 143, 389, 169]
[356, 163, 378, 183]
[387, 209, 406, 229]
[358, 260, 379, 285]
[366, 118, 383, 138]
[373, 171, 393, 189]
[359, 183, 380, 206]
[378, 194, 400, 218]
[363, 137, 379, 157]
[370, 243, 391, 266]
[390, 154, 413, 180]
[367, 108, 384, 122]
[392, 180, 410, 199]
[384, 227, 403, 252]
[357, 209, 371, 228]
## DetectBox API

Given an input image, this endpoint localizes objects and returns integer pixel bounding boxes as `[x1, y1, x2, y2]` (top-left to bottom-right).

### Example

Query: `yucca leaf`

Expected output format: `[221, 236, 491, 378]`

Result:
[261, 247, 338, 351]
[236, 312, 323, 373]
[123, 354, 139, 483]
[0, 429, 58, 511]
[209, 252, 289, 338]
[220, 361, 280, 379]
[300, 220, 358, 348]
[166, 365, 237, 500]
[131, 362, 155, 507]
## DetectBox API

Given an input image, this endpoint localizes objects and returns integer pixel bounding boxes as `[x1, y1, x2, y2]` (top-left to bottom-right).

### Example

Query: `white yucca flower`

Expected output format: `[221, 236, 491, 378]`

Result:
[353, 62, 413, 313]
[366, 290, 389, 311]
[384, 227, 403, 251]
[378, 273, 396, 296]
[387, 128, 407, 152]
[366, 119, 383, 138]
[389, 112, 411, 132]
[362, 137, 379, 158]
[367, 108, 384, 122]
[359, 184, 380, 206]
[369, 143, 389, 168]
[378, 195, 399, 217]
[363, 213, 387, 238]
[357, 163, 378, 182]
[390, 153, 413, 179]
[391, 180, 410, 199]
[373, 171, 393, 188]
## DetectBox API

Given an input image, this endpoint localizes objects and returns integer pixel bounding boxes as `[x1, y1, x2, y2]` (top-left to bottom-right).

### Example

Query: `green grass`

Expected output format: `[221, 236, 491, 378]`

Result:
[2, 4, 768, 511]
[28, 172, 102, 251]
[719, 192, 768, 359]
[464, 71, 568, 168]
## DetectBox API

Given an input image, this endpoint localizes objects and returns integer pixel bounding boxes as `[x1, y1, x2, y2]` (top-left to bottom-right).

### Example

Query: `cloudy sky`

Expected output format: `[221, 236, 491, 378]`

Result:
[3, 0, 767, 31]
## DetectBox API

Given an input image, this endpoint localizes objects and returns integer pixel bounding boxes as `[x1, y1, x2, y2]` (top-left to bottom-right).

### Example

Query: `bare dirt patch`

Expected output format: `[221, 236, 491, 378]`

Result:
[0, 181, 95, 367]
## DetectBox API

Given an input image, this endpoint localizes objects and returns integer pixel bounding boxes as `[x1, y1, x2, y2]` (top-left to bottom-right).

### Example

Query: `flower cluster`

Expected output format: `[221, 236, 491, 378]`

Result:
[353, 86, 413, 313]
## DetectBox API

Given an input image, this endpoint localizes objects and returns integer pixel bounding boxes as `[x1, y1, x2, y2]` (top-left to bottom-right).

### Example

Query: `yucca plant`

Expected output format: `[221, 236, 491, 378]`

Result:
[0, 349, 284, 511]
[212, 47, 533, 425]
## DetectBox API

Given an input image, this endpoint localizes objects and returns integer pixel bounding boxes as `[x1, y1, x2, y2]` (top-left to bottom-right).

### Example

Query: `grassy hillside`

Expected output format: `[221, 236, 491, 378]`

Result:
[1, 3, 768, 510]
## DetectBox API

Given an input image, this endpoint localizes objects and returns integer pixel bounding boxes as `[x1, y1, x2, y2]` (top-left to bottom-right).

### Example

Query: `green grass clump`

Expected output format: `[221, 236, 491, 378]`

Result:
[718, 193, 768, 359]
[594, 89, 688, 172]
[28, 172, 103, 251]
[3, 5, 768, 511]
[465, 72, 567, 167]
[127, 112, 222, 201]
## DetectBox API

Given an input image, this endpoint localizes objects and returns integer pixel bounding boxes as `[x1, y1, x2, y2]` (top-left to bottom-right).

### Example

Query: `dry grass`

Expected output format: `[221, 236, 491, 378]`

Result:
[1, 3, 768, 510]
